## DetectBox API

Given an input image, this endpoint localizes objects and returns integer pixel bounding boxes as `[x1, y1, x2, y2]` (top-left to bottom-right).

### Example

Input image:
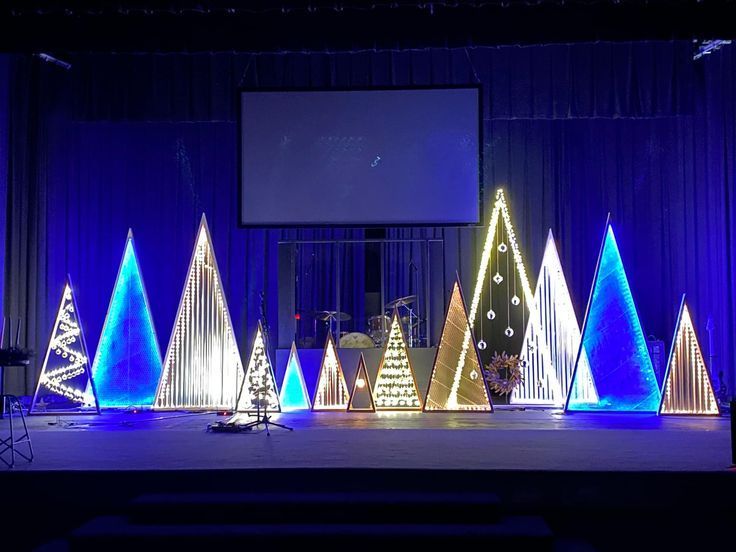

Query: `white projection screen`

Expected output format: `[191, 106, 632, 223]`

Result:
[239, 87, 481, 226]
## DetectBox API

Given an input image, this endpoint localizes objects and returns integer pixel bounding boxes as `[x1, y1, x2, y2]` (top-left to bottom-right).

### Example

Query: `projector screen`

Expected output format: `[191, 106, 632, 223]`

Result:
[239, 87, 481, 226]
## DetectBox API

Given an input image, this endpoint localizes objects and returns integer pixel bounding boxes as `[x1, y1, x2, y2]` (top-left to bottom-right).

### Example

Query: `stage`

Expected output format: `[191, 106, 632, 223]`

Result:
[13, 408, 732, 472]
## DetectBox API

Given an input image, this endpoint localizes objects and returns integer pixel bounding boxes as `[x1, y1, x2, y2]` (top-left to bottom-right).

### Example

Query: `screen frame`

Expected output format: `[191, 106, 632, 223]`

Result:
[237, 84, 484, 228]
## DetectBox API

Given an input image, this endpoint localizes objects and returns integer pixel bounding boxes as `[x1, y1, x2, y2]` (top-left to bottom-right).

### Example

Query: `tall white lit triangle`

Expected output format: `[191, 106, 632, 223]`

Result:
[31, 276, 100, 414]
[513, 230, 598, 406]
[466, 189, 562, 401]
[236, 321, 281, 412]
[279, 342, 311, 411]
[153, 214, 244, 411]
[659, 296, 719, 416]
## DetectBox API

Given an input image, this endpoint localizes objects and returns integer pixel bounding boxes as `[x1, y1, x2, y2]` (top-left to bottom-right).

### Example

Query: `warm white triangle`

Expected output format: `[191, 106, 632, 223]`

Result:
[373, 310, 422, 411]
[154, 215, 244, 411]
[312, 333, 350, 411]
[513, 231, 598, 406]
[467, 189, 562, 401]
[236, 323, 281, 412]
[31, 279, 99, 413]
[659, 299, 719, 415]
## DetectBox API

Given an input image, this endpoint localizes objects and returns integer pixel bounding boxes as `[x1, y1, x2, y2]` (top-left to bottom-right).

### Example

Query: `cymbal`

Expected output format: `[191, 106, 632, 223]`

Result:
[314, 310, 352, 322]
[386, 295, 417, 309]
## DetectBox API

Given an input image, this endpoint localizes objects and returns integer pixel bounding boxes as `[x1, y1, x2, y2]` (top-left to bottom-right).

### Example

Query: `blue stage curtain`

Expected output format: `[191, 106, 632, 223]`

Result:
[0, 55, 7, 333]
[4, 42, 736, 396]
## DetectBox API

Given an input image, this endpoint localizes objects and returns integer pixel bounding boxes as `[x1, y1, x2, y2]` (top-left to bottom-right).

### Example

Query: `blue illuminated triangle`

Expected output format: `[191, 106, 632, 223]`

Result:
[566, 220, 660, 412]
[279, 342, 311, 411]
[92, 230, 162, 408]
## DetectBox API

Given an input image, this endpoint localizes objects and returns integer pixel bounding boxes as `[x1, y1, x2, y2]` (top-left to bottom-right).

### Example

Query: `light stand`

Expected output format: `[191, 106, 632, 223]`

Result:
[238, 386, 293, 436]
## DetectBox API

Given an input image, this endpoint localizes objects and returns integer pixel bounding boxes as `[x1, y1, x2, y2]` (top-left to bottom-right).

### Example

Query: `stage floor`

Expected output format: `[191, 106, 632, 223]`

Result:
[9, 408, 732, 472]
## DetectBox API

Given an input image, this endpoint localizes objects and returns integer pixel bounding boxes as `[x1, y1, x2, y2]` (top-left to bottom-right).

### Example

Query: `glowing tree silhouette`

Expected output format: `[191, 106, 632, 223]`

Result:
[425, 277, 492, 412]
[92, 230, 162, 408]
[659, 296, 719, 416]
[468, 189, 561, 402]
[279, 342, 311, 411]
[566, 219, 660, 412]
[312, 333, 350, 411]
[31, 277, 99, 413]
[373, 309, 422, 411]
[236, 322, 281, 412]
[154, 214, 243, 411]
[514, 230, 597, 407]
[348, 354, 376, 412]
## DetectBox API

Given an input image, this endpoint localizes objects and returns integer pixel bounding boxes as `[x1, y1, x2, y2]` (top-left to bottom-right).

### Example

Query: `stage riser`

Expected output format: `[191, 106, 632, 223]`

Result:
[69, 516, 554, 552]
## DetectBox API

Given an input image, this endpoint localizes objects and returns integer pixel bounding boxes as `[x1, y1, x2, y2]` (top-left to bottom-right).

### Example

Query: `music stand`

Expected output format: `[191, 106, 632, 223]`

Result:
[238, 386, 293, 436]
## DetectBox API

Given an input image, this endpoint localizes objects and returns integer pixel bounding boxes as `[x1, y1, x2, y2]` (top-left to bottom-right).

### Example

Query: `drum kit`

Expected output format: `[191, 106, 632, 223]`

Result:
[308, 294, 424, 349]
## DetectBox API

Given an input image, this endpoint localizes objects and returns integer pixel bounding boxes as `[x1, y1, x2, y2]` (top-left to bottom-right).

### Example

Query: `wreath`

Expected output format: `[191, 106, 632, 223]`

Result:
[484, 351, 523, 395]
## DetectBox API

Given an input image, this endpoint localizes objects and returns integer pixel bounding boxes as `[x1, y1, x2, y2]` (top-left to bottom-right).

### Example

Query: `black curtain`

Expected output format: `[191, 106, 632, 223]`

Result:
[5, 42, 736, 396]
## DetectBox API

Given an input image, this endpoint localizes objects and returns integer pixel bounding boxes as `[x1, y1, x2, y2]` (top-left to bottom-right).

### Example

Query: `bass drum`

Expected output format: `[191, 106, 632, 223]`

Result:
[338, 332, 375, 349]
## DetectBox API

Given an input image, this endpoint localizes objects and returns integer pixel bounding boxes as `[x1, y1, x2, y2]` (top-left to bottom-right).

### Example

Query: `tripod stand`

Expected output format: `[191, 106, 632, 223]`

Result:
[238, 386, 293, 436]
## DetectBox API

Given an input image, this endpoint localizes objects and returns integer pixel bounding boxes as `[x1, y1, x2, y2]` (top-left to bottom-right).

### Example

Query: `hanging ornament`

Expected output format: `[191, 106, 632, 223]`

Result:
[470, 369, 479, 380]
[478, 340, 487, 351]
[511, 295, 520, 306]
[486, 309, 496, 320]
[527, 342, 535, 353]
[505, 327, 514, 338]
[498, 243, 508, 253]
[493, 272, 504, 285]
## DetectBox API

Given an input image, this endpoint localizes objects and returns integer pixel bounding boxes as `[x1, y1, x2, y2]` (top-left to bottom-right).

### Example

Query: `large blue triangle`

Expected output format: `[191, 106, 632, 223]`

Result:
[566, 223, 660, 412]
[92, 231, 162, 408]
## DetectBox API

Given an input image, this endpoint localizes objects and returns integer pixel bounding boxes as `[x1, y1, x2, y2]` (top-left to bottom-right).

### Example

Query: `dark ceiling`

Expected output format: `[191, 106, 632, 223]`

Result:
[2, 1, 736, 53]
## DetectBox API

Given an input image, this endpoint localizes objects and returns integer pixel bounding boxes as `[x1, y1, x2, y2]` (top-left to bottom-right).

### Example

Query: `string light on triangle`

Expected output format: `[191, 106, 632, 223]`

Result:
[236, 321, 281, 412]
[279, 342, 311, 411]
[659, 296, 719, 416]
[373, 308, 422, 411]
[468, 189, 562, 401]
[425, 277, 492, 412]
[312, 333, 350, 411]
[513, 230, 598, 407]
[31, 277, 100, 414]
[92, 230, 162, 408]
[153, 214, 243, 411]
[566, 219, 660, 412]
[348, 354, 376, 412]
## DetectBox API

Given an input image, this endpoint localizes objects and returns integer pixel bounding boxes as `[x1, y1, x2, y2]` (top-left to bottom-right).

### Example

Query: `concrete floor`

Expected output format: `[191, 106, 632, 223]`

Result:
[5, 408, 732, 471]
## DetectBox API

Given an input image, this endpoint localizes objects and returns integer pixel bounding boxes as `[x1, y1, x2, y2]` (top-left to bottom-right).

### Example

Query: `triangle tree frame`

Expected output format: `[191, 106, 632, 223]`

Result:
[153, 214, 244, 411]
[658, 295, 720, 416]
[425, 276, 492, 412]
[31, 276, 100, 414]
[466, 189, 562, 403]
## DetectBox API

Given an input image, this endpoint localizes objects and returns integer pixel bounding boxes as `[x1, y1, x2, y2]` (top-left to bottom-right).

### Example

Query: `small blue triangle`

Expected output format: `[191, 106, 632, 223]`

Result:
[566, 223, 661, 412]
[92, 233, 162, 408]
[279, 343, 311, 411]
